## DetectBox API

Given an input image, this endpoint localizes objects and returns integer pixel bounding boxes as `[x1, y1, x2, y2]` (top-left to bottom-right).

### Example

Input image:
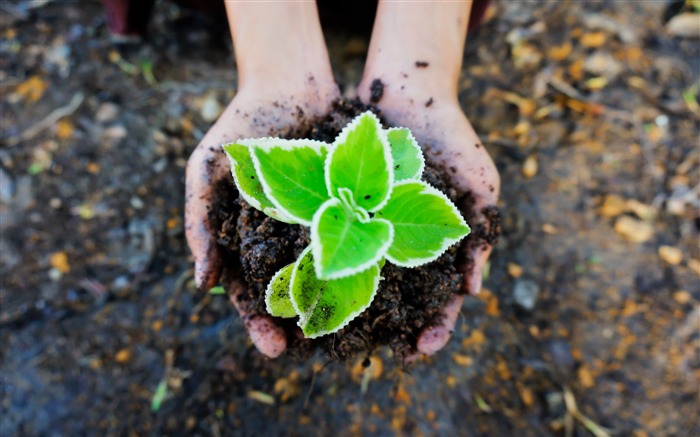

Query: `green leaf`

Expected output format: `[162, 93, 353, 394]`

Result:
[326, 111, 393, 212]
[151, 380, 168, 412]
[250, 139, 331, 226]
[264, 263, 297, 318]
[222, 143, 297, 223]
[208, 285, 226, 295]
[386, 128, 424, 181]
[376, 180, 470, 267]
[290, 247, 381, 338]
[311, 198, 393, 280]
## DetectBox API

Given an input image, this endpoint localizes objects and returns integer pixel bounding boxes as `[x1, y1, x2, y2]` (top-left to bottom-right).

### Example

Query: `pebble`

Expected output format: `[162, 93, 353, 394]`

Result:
[666, 13, 700, 38]
[513, 279, 540, 311]
[599, 194, 625, 218]
[507, 263, 524, 278]
[584, 52, 622, 79]
[614, 216, 654, 243]
[522, 155, 538, 178]
[199, 92, 222, 123]
[0, 167, 14, 203]
[95, 103, 120, 123]
[658, 245, 683, 265]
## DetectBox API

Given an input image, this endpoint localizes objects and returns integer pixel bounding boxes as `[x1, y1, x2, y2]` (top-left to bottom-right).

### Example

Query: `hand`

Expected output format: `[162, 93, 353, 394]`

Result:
[358, 84, 501, 356]
[185, 84, 338, 357]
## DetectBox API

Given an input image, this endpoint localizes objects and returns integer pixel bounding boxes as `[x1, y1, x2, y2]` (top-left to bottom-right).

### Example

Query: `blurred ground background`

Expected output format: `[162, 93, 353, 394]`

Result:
[1, 1, 699, 436]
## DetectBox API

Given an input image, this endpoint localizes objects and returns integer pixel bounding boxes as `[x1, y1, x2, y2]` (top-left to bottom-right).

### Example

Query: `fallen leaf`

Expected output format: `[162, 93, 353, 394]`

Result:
[115, 348, 131, 363]
[666, 13, 700, 38]
[580, 31, 607, 48]
[13, 75, 48, 103]
[614, 216, 654, 243]
[658, 246, 683, 265]
[452, 353, 473, 367]
[522, 155, 538, 178]
[49, 251, 70, 274]
[599, 194, 625, 218]
[507, 263, 524, 278]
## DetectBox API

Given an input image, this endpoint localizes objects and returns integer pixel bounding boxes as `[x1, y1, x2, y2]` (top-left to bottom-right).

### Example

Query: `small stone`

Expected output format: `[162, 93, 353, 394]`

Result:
[599, 194, 625, 218]
[48, 268, 62, 281]
[614, 216, 654, 243]
[200, 92, 222, 122]
[130, 196, 144, 209]
[513, 279, 540, 311]
[102, 125, 127, 148]
[688, 259, 700, 275]
[577, 364, 595, 388]
[0, 167, 14, 203]
[584, 52, 622, 79]
[522, 155, 538, 178]
[658, 245, 683, 265]
[673, 290, 691, 304]
[507, 263, 524, 278]
[666, 13, 700, 38]
[95, 103, 119, 123]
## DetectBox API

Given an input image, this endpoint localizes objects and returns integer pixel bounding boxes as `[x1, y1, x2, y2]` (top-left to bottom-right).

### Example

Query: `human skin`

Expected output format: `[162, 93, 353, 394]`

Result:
[357, 1, 500, 355]
[184, 1, 339, 358]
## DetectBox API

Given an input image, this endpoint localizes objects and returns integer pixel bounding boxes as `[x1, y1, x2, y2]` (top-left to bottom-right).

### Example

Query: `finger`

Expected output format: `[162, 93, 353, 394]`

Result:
[228, 278, 287, 358]
[416, 294, 464, 355]
[185, 145, 228, 290]
[466, 243, 492, 295]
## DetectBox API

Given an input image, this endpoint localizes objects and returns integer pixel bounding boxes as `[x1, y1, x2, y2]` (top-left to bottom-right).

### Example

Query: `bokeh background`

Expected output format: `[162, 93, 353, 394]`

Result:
[1, 1, 698, 435]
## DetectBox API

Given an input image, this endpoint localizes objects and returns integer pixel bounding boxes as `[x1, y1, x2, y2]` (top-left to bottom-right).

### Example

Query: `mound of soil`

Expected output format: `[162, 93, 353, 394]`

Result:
[213, 99, 496, 360]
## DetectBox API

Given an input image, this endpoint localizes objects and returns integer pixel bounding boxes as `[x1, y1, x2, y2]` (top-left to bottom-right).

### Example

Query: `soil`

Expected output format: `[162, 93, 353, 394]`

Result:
[1, 1, 698, 436]
[214, 98, 482, 360]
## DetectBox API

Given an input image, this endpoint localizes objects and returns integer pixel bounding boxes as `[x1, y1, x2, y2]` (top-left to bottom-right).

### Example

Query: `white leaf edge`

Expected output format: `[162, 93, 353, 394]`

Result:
[290, 246, 383, 339]
[386, 127, 425, 181]
[264, 263, 297, 318]
[288, 245, 316, 322]
[245, 138, 330, 227]
[311, 197, 394, 280]
[324, 111, 394, 213]
[222, 142, 298, 224]
[382, 180, 471, 268]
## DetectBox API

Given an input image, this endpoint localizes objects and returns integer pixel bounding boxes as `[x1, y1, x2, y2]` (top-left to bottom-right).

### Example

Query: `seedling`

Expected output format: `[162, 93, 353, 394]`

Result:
[223, 112, 470, 338]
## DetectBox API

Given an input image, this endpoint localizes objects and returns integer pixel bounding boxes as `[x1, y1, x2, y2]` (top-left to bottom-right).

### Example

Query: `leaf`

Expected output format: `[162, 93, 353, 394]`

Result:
[264, 263, 297, 318]
[376, 180, 470, 267]
[208, 286, 226, 295]
[386, 127, 424, 181]
[151, 380, 168, 412]
[249, 138, 330, 226]
[326, 111, 393, 212]
[222, 143, 297, 223]
[290, 247, 381, 338]
[311, 198, 393, 280]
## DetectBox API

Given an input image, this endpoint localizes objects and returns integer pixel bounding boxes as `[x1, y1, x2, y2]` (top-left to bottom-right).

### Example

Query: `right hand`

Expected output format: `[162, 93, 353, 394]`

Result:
[185, 83, 338, 358]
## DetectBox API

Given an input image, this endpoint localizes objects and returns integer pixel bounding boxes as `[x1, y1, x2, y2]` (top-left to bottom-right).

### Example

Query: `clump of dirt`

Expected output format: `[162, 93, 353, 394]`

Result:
[214, 98, 496, 360]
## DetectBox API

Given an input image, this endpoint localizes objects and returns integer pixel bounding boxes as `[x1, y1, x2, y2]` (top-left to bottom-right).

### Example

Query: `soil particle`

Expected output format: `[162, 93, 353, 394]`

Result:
[415, 61, 429, 68]
[215, 98, 479, 360]
[369, 78, 384, 104]
[425, 97, 434, 107]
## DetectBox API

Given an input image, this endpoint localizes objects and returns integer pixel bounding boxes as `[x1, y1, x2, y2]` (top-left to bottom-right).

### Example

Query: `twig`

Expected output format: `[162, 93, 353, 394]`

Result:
[6, 92, 84, 146]
[563, 386, 613, 437]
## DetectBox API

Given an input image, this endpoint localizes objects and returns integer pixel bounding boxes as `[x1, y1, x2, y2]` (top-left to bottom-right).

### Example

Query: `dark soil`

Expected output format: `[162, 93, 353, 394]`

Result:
[214, 98, 484, 360]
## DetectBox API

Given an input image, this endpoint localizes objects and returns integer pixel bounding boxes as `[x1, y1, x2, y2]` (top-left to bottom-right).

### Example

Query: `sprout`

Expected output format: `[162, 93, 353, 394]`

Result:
[223, 112, 470, 338]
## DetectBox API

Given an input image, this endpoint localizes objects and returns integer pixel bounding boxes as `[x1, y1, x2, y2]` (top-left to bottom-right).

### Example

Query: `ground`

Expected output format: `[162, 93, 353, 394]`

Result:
[1, 1, 698, 436]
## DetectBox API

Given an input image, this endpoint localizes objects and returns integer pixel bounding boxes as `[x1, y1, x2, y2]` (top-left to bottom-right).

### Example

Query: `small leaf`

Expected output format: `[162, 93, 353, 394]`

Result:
[311, 198, 393, 280]
[222, 143, 296, 223]
[264, 263, 297, 318]
[290, 247, 381, 338]
[386, 128, 424, 181]
[376, 180, 470, 267]
[250, 139, 330, 225]
[151, 380, 168, 412]
[326, 111, 393, 212]
[208, 286, 226, 295]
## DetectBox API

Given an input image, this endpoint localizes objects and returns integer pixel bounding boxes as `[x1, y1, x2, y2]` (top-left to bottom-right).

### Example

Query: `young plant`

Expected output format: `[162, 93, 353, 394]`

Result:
[223, 112, 470, 338]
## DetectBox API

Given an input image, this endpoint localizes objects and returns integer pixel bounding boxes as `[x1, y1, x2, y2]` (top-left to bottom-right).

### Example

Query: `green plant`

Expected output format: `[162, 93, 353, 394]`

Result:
[223, 111, 470, 338]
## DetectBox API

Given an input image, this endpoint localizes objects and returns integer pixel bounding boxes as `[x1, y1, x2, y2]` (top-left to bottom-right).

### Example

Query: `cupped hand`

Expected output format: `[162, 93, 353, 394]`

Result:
[185, 83, 338, 358]
[359, 83, 501, 356]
